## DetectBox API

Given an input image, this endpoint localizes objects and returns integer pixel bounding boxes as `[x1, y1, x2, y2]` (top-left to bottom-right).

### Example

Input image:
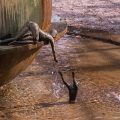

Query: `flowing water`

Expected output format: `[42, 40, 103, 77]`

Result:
[0, 34, 120, 120]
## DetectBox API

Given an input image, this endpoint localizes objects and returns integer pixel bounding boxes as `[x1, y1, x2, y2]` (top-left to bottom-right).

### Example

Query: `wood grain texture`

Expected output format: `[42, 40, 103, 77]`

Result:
[0, 0, 52, 38]
[0, 0, 52, 86]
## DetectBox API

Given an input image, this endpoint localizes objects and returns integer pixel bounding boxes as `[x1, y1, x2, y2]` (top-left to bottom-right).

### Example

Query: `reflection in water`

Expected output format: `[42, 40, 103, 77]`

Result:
[0, 34, 120, 119]
[111, 92, 120, 101]
[106, 92, 120, 102]
[52, 82, 63, 99]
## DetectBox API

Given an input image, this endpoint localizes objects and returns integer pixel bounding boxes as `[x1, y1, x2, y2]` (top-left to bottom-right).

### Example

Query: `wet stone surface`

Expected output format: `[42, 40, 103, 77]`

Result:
[0, 34, 120, 120]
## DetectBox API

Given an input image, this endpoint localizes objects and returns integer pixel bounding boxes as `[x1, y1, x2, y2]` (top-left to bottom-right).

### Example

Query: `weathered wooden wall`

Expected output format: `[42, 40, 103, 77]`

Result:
[0, 0, 43, 38]
[0, 0, 52, 86]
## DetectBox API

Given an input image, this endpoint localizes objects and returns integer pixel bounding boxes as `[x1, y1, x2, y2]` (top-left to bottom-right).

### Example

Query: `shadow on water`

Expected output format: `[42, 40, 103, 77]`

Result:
[0, 28, 120, 119]
[35, 101, 69, 108]
[75, 63, 120, 72]
[0, 101, 69, 111]
[81, 34, 120, 46]
[0, 101, 100, 120]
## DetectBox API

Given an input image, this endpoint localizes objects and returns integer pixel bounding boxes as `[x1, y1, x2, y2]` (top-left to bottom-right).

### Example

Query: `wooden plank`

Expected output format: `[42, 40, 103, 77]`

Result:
[0, 0, 43, 38]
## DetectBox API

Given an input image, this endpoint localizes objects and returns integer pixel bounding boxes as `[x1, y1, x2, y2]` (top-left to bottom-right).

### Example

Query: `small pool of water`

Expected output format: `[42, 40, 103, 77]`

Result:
[0, 34, 120, 120]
